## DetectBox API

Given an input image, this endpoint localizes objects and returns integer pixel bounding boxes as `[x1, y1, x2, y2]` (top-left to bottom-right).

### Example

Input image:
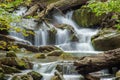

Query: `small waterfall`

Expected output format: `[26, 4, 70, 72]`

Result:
[56, 29, 70, 45]
[35, 29, 48, 46]
[53, 11, 98, 51]
[9, 6, 98, 51]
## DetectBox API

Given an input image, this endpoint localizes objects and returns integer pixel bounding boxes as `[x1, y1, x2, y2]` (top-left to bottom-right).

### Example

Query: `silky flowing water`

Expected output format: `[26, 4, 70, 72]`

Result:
[8, 6, 114, 80]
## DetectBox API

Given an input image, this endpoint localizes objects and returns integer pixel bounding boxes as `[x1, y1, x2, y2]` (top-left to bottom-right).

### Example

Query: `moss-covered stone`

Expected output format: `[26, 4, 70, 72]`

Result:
[34, 53, 46, 59]
[0, 57, 32, 70]
[21, 75, 33, 80]
[59, 53, 74, 60]
[47, 50, 63, 56]
[12, 75, 33, 80]
[92, 29, 120, 51]
[6, 51, 17, 57]
[1, 65, 21, 74]
[27, 71, 43, 80]
[0, 72, 5, 80]
[73, 7, 104, 27]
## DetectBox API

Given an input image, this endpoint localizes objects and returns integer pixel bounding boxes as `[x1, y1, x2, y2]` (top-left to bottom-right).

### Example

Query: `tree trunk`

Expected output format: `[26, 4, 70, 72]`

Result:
[37, 0, 88, 20]
[74, 48, 120, 75]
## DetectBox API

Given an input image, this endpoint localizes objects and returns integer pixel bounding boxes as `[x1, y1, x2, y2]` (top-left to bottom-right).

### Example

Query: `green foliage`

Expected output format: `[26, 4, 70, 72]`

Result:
[87, 0, 120, 29]
[87, 0, 120, 16]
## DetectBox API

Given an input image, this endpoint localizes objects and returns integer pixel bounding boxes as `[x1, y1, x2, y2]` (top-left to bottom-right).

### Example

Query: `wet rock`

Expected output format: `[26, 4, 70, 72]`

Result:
[6, 51, 17, 57]
[17, 43, 39, 52]
[55, 24, 79, 42]
[21, 75, 33, 80]
[34, 53, 46, 59]
[92, 29, 120, 51]
[116, 70, 120, 77]
[21, 57, 33, 69]
[0, 57, 32, 70]
[12, 75, 33, 80]
[47, 50, 63, 56]
[27, 71, 43, 80]
[59, 53, 74, 60]
[1, 65, 21, 74]
[51, 71, 65, 80]
[73, 7, 104, 27]
[48, 28, 57, 45]
[39, 45, 60, 53]
[0, 72, 5, 80]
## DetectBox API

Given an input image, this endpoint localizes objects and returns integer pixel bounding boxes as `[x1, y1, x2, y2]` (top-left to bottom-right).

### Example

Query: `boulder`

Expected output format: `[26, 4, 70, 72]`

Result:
[47, 28, 57, 45]
[0, 57, 32, 70]
[51, 71, 65, 80]
[27, 71, 43, 80]
[12, 75, 33, 80]
[6, 51, 17, 57]
[33, 53, 46, 59]
[55, 24, 79, 42]
[39, 45, 61, 53]
[73, 7, 104, 27]
[1, 65, 21, 74]
[92, 29, 120, 51]
[47, 50, 63, 56]
[0, 72, 5, 80]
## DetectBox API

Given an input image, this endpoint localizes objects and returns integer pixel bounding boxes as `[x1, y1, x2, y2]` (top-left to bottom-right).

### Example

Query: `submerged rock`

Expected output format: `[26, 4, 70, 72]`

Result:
[73, 7, 104, 27]
[92, 29, 120, 51]
[27, 71, 43, 80]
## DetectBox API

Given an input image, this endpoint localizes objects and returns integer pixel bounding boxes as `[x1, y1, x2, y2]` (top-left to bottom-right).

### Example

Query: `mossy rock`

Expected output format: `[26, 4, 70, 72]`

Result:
[47, 50, 63, 56]
[59, 53, 74, 60]
[1, 65, 21, 74]
[6, 51, 17, 57]
[0, 72, 5, 80]
[73, 7, 104, 27]
[12, 75, 33, 80]
[27, 71, 43, 80]
[0, 57, 32, 70]
[92, 29, 120, 51]
[34, 53, 46, 59]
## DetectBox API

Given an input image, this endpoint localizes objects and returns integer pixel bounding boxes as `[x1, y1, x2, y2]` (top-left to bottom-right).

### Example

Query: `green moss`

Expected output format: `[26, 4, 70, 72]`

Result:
[47, 0, 60, 5]
[27, 71, 43, 80]
[73, 7, 104, 27]
[34, 53, 46, 59]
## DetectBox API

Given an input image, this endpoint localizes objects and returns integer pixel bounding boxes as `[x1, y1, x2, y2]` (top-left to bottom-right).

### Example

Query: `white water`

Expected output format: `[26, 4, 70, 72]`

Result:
[53, 11, 98, 51]
[8, 7, 101, 80]
[10, 8, 98, 51]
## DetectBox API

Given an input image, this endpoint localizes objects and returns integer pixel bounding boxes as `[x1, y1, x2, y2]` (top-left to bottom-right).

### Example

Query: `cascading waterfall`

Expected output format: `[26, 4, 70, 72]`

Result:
[53, 11, 98, 51]
[10, 8, 98, 51]
[8, 7, 101, 80]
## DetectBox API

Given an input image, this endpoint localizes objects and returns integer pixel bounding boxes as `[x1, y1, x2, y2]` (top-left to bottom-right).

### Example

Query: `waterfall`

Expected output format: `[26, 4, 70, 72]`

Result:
[53, 11, 98, 51]
[9, 7, 98, 51]
[56, 29, 70, 45]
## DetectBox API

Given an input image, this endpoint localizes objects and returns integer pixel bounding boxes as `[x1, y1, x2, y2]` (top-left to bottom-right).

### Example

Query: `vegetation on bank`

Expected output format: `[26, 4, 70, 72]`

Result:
[86, 0, 120, 29]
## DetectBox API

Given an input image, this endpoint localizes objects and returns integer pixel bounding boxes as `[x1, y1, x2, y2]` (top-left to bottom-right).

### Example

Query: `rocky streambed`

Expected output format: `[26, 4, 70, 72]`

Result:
[0, 47, 119, 80]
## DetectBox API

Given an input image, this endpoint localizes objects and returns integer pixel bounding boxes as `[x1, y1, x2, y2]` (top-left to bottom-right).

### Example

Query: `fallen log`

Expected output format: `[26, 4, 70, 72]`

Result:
[74, 48, 120, 75]
[37, 0, 88, 20]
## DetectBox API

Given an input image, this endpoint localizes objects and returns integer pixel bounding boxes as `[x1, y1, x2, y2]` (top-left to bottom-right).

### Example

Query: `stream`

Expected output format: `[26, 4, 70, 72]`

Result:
[8, 6, 114, 80]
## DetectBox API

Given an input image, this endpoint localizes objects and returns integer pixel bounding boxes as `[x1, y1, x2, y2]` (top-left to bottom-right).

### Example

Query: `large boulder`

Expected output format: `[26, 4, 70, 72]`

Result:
[73, 7, 104, 27]
[39, 45, 61, 53]
[27, 71, 43, 80]
[0, 57, 33, 70]
[92, 29, 120, 51]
